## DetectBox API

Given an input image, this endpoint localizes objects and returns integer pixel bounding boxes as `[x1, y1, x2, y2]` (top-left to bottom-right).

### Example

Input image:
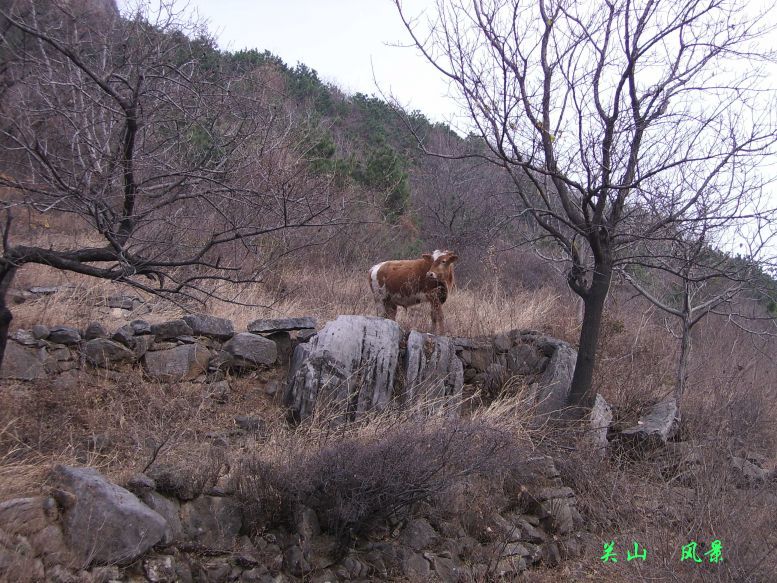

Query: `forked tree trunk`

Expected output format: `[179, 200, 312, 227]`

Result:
[567, 260, 612, 414]
[0, 265, 17, 372]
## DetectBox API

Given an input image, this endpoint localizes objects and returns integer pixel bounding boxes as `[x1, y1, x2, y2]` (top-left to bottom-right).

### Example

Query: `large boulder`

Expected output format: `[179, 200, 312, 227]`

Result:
[531, 339, 577, 418]
[403, 331, 463, 411]
[0, 341, 47, 380]
[221, 332, 277, 369]
[143, 344, 210, 381]
[83, 338, 137, 368]
[284, 316, 402, 422]
[52, 465, 166, 567]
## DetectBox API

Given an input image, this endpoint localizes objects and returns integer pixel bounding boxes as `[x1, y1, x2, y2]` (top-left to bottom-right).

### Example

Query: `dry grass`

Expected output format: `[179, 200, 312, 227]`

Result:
[2, 258, 777, 582]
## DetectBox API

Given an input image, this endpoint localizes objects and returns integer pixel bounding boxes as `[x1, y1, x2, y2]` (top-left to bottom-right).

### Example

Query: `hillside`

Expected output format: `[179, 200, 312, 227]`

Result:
[0, 2, 776, 582]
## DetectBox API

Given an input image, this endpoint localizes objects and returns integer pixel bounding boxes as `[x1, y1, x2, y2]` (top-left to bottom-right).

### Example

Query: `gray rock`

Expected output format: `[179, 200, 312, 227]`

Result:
[150, 319, 193, 340]
[84, 338, 137, 368]
[401, 518, 438, 551]
[532, 340, 577, 417]
[1, 341, 47, 380]
[111, 324, 135, 347]
[130, 320, 152, 335]
[589, 393, 612, 455]
[32, 325, 50, 340]
[29, 286, 59, 295]
[47, 326, 81, 345]
[84, 322, 109, 341]
[179, 495, 242, 549]
[296, 329, 317, 343]
[403, 331, 464, 411]
[132, 335, 155, 358]
[493, 333, 512, 353]
[506, 343, 541, 375]
[730, 455, 771, 486]
[284, 545, 311, 576]
[235, 415, 265, 432]
[144, 555, 177, 583]
[125, 473, 156, 495]
[8, 329, 36, 347]
[265, 331, 292, 366]
[284, 316, 402, 422]
[619, 397, 680, 448]
[105, 295, 137, 310]
[247, 317, 317, 333]
[400, 548, 430, 579]
[143, 344, 210, 381]
[221, 333, 277, 369]
[183, 314, 234, 340]
[52, 465, 166, 567]
[141, 491, 183, 545]
[206, 380, 230, 403]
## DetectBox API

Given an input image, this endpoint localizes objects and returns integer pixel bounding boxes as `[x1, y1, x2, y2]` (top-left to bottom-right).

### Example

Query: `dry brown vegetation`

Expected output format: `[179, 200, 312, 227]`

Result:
[2, 259, 776, 580]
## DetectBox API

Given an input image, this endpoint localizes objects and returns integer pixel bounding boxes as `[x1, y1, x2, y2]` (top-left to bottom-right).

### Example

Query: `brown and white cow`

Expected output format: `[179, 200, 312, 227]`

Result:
[368, 249, 458, 335]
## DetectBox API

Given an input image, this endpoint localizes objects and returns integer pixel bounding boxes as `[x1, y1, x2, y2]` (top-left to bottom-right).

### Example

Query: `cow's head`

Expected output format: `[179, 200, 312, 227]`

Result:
[426, 249, 458, 288]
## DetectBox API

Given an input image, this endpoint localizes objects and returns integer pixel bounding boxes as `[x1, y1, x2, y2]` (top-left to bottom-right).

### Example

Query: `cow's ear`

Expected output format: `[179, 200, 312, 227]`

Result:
[422, 253, 433, 260]
[449, 254, 459, 263]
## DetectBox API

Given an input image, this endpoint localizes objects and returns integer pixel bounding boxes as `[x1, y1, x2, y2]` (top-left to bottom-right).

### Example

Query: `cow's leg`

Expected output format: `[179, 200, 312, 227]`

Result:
[429, 298, 444, 335]
[383, 301, 398, 320]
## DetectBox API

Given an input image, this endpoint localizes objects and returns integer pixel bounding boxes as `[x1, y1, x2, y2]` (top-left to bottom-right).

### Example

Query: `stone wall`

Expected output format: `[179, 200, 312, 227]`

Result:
[2, 314, 317, 383]
[0, 457, 585, 582]
[5, 314, 577, 421]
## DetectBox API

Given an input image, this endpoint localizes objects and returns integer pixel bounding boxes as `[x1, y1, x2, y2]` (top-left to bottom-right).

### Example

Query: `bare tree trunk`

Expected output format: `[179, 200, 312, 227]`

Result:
[0, 265, 17, 371]
[676, 317, 692, 407]
[568, 260, 612, 413]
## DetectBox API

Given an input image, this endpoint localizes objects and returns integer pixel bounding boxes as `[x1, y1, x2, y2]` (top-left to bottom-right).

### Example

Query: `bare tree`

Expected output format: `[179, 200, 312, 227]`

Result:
[0, 2, 341, 368]
[394, 0, 777, 412]
[622, 216, 777, 406]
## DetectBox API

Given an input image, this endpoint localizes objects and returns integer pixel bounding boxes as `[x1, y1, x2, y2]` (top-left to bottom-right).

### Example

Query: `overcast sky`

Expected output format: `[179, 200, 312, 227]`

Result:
[124, 0, 460, 125]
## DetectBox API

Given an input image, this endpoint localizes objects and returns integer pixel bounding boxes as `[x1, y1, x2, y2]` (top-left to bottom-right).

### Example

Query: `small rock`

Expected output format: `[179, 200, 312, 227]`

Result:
[83, 338, 137, 368]
[206, 380, 230, 403]
[296, 329, 317, 343]
[47, 326, 81, 345]
[31, 324, 50, 340]
[183, 313, 234, 340]
[235, 416, 265, 432]
[105, 295, 137, 310]
[112, 324, 135, 347]
[29, 286, 59, 295]
[1, 341, 47, 380]
[132, 335, 155, 358]
[125, 473, 156, 495]
[84, 322, 109, 341]
[284, 545, 311, 576]
[144, 555, 177, 583]
[143, 344, 210, 381]
[493, 333, 511, 353]
[150, 319, 193, 340]
[11, 329, 39, 346]
[401, 518, 438, 551]
[247, 317, 317, 333]
[131, 320, 152, 335]
[221, 333, 277, 369]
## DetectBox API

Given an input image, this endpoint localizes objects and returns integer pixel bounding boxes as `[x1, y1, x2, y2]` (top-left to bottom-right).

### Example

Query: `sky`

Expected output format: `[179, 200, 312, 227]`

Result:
[123, 0, 461, 126]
